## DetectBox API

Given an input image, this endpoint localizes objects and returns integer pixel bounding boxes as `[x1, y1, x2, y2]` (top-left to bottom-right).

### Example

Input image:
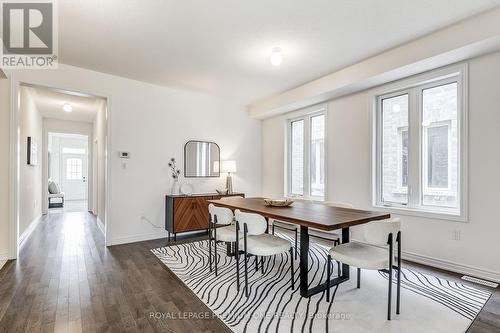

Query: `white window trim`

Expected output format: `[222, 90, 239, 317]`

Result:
[285, 105, 328, 201]
[372, 63, 468, 222]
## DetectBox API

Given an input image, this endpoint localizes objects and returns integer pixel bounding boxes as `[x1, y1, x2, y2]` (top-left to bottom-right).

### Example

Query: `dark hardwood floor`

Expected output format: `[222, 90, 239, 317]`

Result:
[0, 212, 230, 333]
[0, 212, 498, 332]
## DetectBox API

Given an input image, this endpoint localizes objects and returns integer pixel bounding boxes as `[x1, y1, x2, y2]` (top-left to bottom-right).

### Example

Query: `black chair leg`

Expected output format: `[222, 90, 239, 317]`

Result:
[255, 255, 258, 272]
[327, 255, 331, 302]
[388, 265, 393, 320]
[208, 227, 212, 272]
[397, 231, 402, 315]
[388, 233, 394, 321]
[214, 229, 218, 277]
[337, 261, 341, 277]
[236, 245, 240, 291]
[261, 256, 264, 274]
[357, 267, 361, 288]
[294, 229, 298, 260]
[290, 248, 295, 290]
[272, 223, 275, 235]
[244, 250, 249, 297]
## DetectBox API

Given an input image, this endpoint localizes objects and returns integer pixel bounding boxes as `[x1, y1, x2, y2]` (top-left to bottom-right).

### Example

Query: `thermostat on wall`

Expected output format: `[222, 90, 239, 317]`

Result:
[119, 151, 130, 158]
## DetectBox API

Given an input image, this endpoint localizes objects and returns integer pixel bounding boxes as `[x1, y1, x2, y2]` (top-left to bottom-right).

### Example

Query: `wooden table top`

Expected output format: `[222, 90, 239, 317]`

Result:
[206, 197, 390, 231]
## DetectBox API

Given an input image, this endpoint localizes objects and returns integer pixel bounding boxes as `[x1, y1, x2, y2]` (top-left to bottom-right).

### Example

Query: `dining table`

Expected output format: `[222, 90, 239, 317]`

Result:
[206, 197, 391, 298]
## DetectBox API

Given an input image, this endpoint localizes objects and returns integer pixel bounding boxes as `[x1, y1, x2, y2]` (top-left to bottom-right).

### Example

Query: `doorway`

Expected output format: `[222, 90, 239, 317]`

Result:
[48, 133, 89, 213]
[8, 81, 110, 261]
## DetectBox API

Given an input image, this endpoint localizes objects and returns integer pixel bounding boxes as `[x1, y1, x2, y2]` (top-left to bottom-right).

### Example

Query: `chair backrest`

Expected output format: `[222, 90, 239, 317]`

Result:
[323, 201, 354, 209]
[235, 209, 267, 235]
[208, 204, 233, 225]
[363, 218, 401, 246]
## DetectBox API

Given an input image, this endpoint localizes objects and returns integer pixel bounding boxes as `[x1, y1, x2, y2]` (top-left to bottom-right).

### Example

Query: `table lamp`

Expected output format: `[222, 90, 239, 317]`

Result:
[221, 160, 237, 194]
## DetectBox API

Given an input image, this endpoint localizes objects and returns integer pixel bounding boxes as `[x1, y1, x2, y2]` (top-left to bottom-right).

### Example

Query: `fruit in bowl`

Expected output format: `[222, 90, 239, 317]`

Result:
[264, 198, 294, 207]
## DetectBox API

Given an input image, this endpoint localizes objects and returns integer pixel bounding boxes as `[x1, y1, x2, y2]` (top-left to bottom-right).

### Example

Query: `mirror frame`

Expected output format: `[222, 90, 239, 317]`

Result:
[183, 140, 221, 178]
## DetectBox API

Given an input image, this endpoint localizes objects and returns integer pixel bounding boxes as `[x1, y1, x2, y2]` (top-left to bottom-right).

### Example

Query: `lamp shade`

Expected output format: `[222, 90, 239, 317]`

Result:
[220, 160, 237, 173]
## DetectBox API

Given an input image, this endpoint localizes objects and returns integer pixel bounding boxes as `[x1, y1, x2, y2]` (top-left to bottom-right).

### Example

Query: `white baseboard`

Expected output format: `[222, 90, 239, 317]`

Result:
[110, 231, 168, 246]
[0, 252, 8, 270]
[96, 217, 105, 235]
[352, 238, 500, 284]
[402, 250, 500, 284]
[19, 214, 43, 247]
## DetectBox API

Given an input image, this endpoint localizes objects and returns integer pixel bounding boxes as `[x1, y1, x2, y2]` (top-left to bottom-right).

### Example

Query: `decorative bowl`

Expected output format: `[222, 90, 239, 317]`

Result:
[216, 189, 228, 195]
[264, 198, 294, 207]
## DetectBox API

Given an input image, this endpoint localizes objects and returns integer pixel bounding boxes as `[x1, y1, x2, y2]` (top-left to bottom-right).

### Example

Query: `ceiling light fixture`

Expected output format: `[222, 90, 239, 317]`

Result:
[63, 103, 73, 112]
[270, 47, 283, 66]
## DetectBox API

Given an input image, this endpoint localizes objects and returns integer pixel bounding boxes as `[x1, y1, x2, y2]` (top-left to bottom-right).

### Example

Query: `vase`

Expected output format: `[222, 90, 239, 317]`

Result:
[171, 179, 180, 195]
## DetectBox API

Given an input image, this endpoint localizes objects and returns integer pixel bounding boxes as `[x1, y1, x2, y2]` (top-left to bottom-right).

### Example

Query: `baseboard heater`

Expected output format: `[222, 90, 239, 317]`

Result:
[461, 275, 499, 288]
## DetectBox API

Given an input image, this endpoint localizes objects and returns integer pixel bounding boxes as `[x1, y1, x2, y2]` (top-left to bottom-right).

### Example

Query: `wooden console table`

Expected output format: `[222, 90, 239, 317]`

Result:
[165, 192, 245, 241]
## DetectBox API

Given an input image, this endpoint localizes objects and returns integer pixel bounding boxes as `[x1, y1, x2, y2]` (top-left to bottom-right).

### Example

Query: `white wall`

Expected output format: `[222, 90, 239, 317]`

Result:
[0, 78, 10, 268]
[19, 86, 43, 236]
[261, 51, 500, 281]
[8, 64, 262, 246]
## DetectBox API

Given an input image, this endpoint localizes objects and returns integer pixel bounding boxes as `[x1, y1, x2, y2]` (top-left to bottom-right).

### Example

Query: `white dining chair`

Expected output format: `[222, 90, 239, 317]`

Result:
[235, 209, 295, 297]
[325, 218, 402, 320]
[208, 204, 240, 276]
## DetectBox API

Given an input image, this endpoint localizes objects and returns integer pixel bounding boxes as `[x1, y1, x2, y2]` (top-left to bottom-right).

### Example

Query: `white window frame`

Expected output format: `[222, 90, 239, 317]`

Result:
[286, 105, 327, 201]
[372, 64, 468, 222]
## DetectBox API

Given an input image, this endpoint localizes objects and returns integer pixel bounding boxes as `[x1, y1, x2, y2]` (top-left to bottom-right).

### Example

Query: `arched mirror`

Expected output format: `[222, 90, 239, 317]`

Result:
[184, 141, 220, 177]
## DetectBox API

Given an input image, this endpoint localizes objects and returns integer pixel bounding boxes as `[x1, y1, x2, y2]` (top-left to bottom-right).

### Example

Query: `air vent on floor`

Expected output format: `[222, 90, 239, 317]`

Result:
[461, 275, 498, 288]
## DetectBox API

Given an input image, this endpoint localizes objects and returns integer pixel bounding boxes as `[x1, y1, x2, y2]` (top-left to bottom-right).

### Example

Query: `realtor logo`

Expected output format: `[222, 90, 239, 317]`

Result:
[1, 1, 58, 69]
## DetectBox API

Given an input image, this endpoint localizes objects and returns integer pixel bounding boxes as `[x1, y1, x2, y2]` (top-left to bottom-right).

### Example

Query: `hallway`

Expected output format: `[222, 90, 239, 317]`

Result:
[0, 212, 228, 333]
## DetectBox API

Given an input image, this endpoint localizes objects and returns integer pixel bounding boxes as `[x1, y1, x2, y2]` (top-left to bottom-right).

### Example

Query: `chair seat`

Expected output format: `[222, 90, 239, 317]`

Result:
[329, 242, 389, 270]
[215, 225, 242, 242]
[309, 228, 340, 240]
[246, 234, 291, 256]
[273, 220, 298, 230]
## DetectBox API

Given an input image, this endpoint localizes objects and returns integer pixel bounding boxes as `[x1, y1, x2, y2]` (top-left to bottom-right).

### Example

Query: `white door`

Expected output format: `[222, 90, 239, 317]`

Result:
[62, 153, 88, 201]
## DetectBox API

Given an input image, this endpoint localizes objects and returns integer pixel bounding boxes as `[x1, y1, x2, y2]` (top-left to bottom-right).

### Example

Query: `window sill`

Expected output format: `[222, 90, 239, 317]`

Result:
[372, 204, 468, 223]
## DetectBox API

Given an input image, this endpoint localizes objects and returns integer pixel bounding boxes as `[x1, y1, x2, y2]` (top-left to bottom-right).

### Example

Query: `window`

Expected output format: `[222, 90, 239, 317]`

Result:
[381, 94, 409, 205]
[290, 120, 304, 195]
[375, 67, 466, 218]
[287, 110, 326, 199]
[66, 158, 83, 180]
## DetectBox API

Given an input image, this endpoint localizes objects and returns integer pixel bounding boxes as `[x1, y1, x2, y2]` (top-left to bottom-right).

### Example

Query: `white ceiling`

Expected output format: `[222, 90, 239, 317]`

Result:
[58, 0, 500, 105]
[26, 86, 104, 123]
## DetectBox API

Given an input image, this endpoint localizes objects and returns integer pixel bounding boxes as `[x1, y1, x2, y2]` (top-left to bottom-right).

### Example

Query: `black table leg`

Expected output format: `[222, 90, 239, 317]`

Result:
[300, 225, 351, 298]
[299, 226, 309, 297]
[341, 227, 350, 280]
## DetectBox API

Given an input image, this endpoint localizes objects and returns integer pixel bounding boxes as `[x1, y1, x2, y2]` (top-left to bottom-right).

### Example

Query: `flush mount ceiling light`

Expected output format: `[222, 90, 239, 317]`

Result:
[63, 103, 73, 112]
[270, 47, 283, 66]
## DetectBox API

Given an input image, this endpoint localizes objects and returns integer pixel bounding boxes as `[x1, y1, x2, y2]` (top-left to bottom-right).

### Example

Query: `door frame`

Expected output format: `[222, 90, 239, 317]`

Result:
[9, 79, 112, 259]
[45, 132, 91, 212]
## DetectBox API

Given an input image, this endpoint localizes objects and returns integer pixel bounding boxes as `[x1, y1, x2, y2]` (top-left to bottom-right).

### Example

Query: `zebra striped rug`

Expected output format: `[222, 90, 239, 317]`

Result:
[152, 234, 491, 333]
